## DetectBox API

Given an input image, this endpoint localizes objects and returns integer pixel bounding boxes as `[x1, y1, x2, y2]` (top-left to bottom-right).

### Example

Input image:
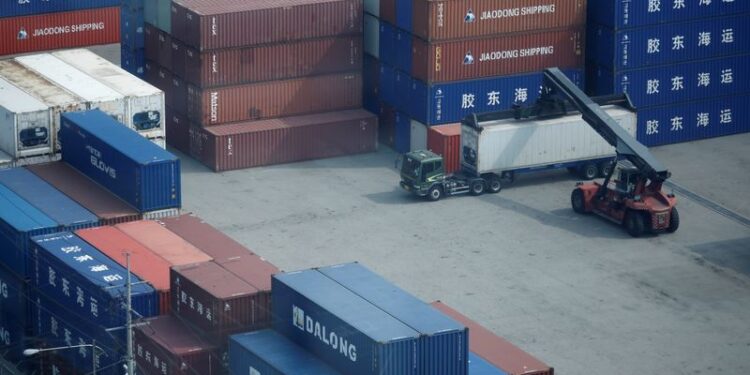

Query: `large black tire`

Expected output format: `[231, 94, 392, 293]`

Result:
[470, 180, 485, 196]
[667, 207, 680, 233]
[571, 189, 586, 214]
[427, 185, 443, 201]
[599, 161, 614, 178]
[580, 163, 599, 180]
[625, 211, 646, 237]
[486, 176, 502, 194]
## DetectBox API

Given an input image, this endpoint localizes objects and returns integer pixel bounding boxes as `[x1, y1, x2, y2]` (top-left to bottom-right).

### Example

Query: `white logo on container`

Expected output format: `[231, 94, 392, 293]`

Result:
[291, 305, 357, 362]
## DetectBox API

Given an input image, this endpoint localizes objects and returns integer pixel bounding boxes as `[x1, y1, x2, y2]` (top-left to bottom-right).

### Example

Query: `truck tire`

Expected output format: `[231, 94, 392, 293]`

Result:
[667, 207, 680, 233]
[580, 163, 598, 180]
[470, 180, 485, 196]
[599, 161, 613, 178]
[571, 189, 586, 214]
[486, 176, 502, 194]
[625, 211, 645, 237]
[427, 185, 443, 201]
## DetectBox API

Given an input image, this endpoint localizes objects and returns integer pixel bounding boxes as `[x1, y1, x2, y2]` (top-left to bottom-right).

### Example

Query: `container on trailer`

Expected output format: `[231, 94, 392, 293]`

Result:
[469, 353, 509, 375]
[26, 162, 141, 226]
[0, 77, 53, 159]
[53, 49, 166, 139]
[410, 120, 428, 152]
[134, 315, 223, 375]
[171, 0, 362, 50]
[409, 0, 586, 41]
[588, 0, 750, 30]
[183, 35, 362, 88]
[171, 262, 262, 343]
[272, 269, 421, 375]
[213, 255, 278, 325]
[159, 214, 252, 260]
[76, 225, 172, 314]
[186, 72, 362, 125]
[0, 0, 121, 18]
[187, 109, 378, 171]
[0, 168, 98, 230]
[461, 105, 636, 176]
[0, 264, 27, 366]
[0, 7, 120, 56]
[427, 123, 461, 174]
[229, 330, 342, 375]
[431, 301, 553, 375]
[59, 110, 181, 212]
[364, 14, 379, 58]
[319, 263, 469, 375]
[115, 220, 211, 265]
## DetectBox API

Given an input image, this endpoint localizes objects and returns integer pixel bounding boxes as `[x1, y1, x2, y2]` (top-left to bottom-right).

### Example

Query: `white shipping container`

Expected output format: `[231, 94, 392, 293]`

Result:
[364, 14, 380, 58]
[0, 60, 88, 152]
[0, 77, 53, 159]
[52, 49, 165, 140]
[462, 106, 637, 174]
[410, 120, 427, 151]
[0, 150, 12, 169]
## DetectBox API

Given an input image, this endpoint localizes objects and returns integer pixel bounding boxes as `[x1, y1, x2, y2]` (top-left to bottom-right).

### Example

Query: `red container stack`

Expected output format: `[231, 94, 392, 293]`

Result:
[427, 124, 462, 174]
[142, 0, 378, 171]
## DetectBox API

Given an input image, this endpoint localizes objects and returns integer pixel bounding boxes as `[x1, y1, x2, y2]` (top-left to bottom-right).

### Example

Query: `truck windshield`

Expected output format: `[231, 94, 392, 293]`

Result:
[401, 156, 421, 179]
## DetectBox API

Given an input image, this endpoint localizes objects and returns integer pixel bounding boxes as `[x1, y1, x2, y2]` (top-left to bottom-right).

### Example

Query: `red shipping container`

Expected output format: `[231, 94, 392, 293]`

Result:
[0, 7, 120, 56]
[431, 301, 554, 375]
[165, 106, 190, 153]
[134, 315, 223, 375]
[186, 72, 363, 126]
[412, 0, 586, 41]
[159, 214, 254, 260]
[411, 27, 584, 83]
[76, 226, 174, 314]
[380, 0, 396, 25]
[172, 0, 362, 50]
[144, 60, 167, 92]
[427, 123, 461, 174]
[215, 255, 278, 325]
[171, 262, 264, 344]
[170, 38, 187, 78]
[170, 74, 188, 116]
[188, 109, 378, 171]
[115, 220, 213, 266]
[183, 35, 363, 88]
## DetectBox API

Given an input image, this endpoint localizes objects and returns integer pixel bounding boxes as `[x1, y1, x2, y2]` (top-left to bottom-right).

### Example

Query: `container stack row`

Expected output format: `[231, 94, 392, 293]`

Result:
[120, 0, 145, 78]
[586, 1, 750, 146]
[0, 49, 166, 167]
[364, 0, 587, 152]
[0, 0, 120, 58]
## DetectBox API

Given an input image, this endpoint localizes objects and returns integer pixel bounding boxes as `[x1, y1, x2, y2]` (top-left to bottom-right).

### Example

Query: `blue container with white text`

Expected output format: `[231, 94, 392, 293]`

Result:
[588, 0, 750, 29]
[120, 5, 145, 49]
[229, 330, 343, 375]
[0, 264, 28, 366]
[0, 0, 120, 18]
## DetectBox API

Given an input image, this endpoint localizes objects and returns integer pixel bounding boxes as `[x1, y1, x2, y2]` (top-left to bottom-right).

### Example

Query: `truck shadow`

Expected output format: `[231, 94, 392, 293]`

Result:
[363, 188, 431, 205]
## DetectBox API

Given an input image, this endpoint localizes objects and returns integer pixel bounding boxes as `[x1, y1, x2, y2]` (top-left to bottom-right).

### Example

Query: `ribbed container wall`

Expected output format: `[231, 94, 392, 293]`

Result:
[115, 220, 212, 265]
[213, 255, 277, 326]
[469, 353, 510, 375]
[229, 330, 343, 375]
[589, 0, 750, 29]
[427, 124, 461, 174]
[0, 264, 27, 366]
[158, 214, 253, 260]
[0, 0, 121, 17]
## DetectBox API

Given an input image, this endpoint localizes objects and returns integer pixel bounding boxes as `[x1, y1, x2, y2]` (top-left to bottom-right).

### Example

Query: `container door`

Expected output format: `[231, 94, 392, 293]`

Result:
[91, 99, 127, 128]
[16, 109, 53, 158]
[128, 94, 166, 139]
[410, 120, 427, 151]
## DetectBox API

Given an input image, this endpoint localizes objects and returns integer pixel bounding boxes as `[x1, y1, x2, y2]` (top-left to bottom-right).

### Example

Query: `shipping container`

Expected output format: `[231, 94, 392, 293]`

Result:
[0, 77, 54, 159]
[377, 102, 397, 148]
[637, 94, 750, 147]
[0, 264, 27, 366]
[120, 5, 144, 49]
[0, 60, 87, 153]
[0, 7, 120, 56]
[186, 72, 363, 125]
[229, 330, 342, 375]
[53, 49, 165, 139]
[588, 15, 749, 71]
[159, 214, 253, 260]
[155, 0, 171, 32]
[115, 220, 211, 265]
[26, 162, 142, 226]
[0, 184, 57, 278]
[364, 0, 379, 16]
[380, 0, 396, 24]
[188, 109, 378, 171]
[365, 14, 379, 58]
[319, 263, 468, 375]
[378, 64, 411, 114]
[15, 53, 127, 125]
[410, 120, 428, 152]
[427, 123, 461, 174]
[0, 0, 120, 18]
[0, 168, 98, 229]
[165, 106, 190, 153]
[144, 23, 171, 71]
[588, 54, 750, 108]
[402, 68, 585, 125]
[469, 353, 510, 375]
[171, 0, 362, 50]
[33, 352, 84, 375]
[410, 0, 585, 41]
[431, 301, 553, 375]
[170, 37, 187, 78]
[182, 35, 363, 88]
[589, 0, 750, 30]
[121, 45, 146, 78]
[59, 110, 181, 212]
[363, 54, 380, 113]
[134, 315, 223, 375]
[214, 255, 278, 326]
[76, 226, 173, 314]
[272, 269, 421, 375]
[123, 0, 144, 11]
[30, 232, 158, 324]
[394, 111, 411, 153]
[171, 262, 262, 344]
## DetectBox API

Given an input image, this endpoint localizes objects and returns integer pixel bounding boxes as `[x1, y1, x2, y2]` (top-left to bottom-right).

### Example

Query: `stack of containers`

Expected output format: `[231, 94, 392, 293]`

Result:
[121, 0, 145, 77]
[141, 0, 379, 171]
[587, 1, 750, 146]
[0, 0, 120, 57]
[365, 0, 587, 152]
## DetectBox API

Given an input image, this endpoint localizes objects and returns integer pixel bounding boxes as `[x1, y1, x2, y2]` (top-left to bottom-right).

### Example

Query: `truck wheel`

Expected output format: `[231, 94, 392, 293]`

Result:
[580, 163, 598, 180]
[599, 161, 613, 178]
[625, 211, 645, 237]
[667, 207, 680, 233]
[487, 177, 502, 194]
[470, 180, 485, 196]
[571, 189, 586, 214]
[427, 186, 443, 201]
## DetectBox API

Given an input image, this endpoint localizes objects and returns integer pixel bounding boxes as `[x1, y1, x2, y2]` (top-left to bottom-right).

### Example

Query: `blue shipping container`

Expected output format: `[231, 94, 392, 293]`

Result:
[0, 185, 58, 278]
[30, 232, 158, 329]
[0, 167, 98, 230]
[229, 330, 342, 375]
[0, 0, 120, 18]
[469, 353, 509, 375]
[379, 21, 396, 68]
[122, 0, 144, 11]
[590, 54, 750, 108]
[59, 110, 181, 212]
[394, 111, 411, 154]
[588, 15, 749, 70]
[121, 46, 146, 78]
[272, 269, 420, 375]
[637, 94, 750, 147]
[319, 263, 468, 375]
[121, 6, 145, 49]
[405, 69, 583, 125]
[396, 0, 413, 32]
[364, 55, 380, 114]
[0, 264, 28, 366]
[588, 0, 750, 30]
[379, 21, 413, 75]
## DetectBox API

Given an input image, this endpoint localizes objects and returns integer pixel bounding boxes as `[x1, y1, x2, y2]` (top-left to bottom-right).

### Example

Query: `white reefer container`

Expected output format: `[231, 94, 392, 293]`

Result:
[461, 105, 637, 175]
[53, 49, 165, 140]
[0, 60, 88, 152]
[0, 77, 53, 159]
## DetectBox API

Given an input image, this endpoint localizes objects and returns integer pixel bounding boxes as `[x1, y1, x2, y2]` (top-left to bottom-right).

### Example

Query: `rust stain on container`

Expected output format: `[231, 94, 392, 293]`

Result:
[159, 213, 255, 260]
[115, 220, 213, 265]
[427, 123, 461, 174]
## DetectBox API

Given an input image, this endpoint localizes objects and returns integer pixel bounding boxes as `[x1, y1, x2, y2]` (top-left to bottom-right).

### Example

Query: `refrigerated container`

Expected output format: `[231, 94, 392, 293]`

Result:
[0, 77, 53, 159]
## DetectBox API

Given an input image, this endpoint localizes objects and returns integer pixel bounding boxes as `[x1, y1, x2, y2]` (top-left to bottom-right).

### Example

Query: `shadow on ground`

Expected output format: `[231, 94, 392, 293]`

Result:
[689, 237, 750, 277]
